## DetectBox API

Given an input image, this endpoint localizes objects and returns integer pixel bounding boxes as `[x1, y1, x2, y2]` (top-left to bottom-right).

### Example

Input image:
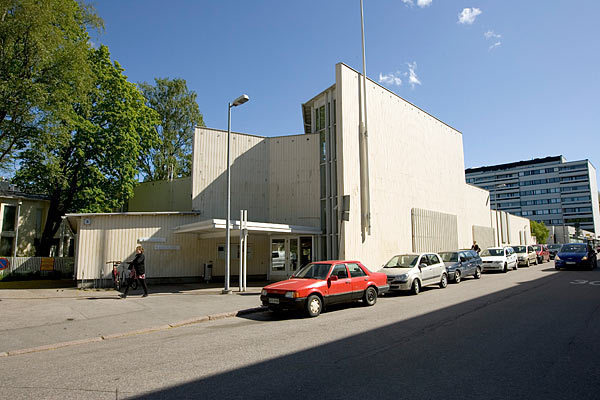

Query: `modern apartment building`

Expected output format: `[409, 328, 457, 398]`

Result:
[465, 156, 600, 237]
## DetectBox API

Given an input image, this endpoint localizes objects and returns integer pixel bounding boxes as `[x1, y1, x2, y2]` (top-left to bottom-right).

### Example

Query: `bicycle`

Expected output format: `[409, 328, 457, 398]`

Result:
[106, 260, 138, 291]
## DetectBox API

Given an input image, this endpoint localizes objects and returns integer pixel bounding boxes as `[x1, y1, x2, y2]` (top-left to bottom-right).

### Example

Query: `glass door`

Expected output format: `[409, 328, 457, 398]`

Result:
[270, 237, 313, 280]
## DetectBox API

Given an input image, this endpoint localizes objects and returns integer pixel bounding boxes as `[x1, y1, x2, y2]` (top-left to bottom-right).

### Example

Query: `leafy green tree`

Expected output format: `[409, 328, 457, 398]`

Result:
[530, 220, 549, 244]
[14, 46, 158, 255]
[0, 0, 102, 169]
[138, 78, 204, 181]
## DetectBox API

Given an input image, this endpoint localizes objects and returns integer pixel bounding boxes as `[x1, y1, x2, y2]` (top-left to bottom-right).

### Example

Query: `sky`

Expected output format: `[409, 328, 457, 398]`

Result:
[91, 0, 599, 182]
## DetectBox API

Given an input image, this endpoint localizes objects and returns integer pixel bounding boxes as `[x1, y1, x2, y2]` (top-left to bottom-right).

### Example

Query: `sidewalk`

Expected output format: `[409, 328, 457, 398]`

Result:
[0, 282, 267, 355]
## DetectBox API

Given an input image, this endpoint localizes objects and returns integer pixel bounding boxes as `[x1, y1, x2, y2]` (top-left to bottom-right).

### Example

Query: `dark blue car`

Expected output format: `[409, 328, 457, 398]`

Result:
[439, 250, 482, 283]
[555, 243, 597, 270]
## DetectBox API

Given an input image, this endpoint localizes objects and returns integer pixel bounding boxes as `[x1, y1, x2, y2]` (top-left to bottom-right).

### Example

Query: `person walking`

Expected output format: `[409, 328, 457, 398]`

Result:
[121, 245, 148, 298]
[471, 241, 481, 254]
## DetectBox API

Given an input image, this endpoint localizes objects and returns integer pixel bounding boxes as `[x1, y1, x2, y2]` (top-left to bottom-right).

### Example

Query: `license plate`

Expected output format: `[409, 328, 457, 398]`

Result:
[268, 298, 279, 304]
[567, 262, 576, 265]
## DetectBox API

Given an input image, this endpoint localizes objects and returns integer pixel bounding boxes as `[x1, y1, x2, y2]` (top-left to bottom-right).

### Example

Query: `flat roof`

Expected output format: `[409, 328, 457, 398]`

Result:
[465, 156, 565, 174]
[174, 219, 322, 237]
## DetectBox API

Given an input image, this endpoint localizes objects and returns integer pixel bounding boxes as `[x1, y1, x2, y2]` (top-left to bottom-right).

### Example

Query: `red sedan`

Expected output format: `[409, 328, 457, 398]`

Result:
[533, 244, 550, 263]
[260, 261, 389, 317]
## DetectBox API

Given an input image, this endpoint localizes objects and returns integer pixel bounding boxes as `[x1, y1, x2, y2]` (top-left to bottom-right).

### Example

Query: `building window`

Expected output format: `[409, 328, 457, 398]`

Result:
[2, 205, 16, 232]
[0, 237, 14, 257]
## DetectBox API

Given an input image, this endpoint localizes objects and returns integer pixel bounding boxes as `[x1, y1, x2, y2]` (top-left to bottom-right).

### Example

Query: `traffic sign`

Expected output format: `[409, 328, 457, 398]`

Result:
[0, 257, 9, 270]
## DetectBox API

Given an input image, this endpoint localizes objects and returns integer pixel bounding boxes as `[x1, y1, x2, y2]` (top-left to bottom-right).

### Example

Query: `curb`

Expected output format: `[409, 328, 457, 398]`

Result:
[0, 306, 267, 358]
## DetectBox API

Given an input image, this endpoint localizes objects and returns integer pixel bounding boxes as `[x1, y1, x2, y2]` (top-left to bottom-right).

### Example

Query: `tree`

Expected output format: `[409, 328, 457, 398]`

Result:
[530, 220, 549, 244]
[0, 0, 102, 169]
[14, 46, 158, 255]
[138, 78, 204, 181]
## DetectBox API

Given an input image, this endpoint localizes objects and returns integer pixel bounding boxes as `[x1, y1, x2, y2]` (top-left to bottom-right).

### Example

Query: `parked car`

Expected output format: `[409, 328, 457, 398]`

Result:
[555, 243, 598, 271]
[512, 245, 538, 267]
[380, 253, 448, 295]
[547, 244, 562, 259]
[480, 247, 518, 272]
[260, 261, 389, 317]
[532, 244, 550, 263]
[439, 250, 482, 283]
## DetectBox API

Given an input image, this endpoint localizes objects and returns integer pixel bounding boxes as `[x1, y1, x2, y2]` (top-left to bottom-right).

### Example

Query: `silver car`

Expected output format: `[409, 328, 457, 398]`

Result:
[512, 245, 538, 267]
[380, 253, 448, 295]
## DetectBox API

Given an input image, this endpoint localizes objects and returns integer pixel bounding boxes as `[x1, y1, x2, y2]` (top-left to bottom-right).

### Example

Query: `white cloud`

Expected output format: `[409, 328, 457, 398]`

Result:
[484, 30, 501, 39]
[458, 8, 482, 24]
[488, 41, 502, 51]
[406, 62, 421, 88]
[379, 72, 403, 87]
[401, 0, 432, 8]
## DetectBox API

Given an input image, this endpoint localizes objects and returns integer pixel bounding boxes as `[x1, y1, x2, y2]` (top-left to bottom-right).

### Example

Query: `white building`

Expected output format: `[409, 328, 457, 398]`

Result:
[67, 63, 533, 286]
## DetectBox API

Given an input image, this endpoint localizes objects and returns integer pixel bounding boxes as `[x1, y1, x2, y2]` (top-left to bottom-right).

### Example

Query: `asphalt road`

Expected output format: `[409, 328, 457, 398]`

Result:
[2, 261, 599, 400]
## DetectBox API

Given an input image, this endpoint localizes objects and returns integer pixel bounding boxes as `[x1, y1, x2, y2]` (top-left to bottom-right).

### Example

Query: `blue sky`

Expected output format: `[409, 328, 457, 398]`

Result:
[92, 0, 599, 178]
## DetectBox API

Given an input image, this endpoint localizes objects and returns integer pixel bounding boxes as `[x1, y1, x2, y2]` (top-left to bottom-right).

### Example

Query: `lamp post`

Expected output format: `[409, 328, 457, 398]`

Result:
[223, 94, 249, 294]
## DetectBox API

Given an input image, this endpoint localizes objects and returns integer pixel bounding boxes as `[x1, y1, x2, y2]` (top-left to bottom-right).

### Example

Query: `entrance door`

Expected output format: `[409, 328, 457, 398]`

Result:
[270, 237, 312, 280]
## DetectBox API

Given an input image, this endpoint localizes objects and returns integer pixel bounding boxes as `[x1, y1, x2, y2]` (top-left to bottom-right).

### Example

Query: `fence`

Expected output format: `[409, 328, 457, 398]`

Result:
[0, 257, 74, 280]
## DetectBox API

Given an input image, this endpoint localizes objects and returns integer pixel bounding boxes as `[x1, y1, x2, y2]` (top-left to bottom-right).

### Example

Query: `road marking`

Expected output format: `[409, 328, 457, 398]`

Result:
[569, 280, 600, 286]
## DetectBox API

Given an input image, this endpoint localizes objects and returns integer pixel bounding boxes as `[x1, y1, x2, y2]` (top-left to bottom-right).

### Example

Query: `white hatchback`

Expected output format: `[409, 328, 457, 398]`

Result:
[480, 247, 518, 273]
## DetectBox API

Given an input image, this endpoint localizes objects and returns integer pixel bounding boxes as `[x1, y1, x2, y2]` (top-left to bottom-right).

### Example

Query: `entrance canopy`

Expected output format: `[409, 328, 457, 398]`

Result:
[173, 219, 321, 239]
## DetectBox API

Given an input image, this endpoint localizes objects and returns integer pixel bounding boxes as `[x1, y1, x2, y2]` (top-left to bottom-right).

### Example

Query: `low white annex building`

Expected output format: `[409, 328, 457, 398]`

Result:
[67, 63, 533, 286]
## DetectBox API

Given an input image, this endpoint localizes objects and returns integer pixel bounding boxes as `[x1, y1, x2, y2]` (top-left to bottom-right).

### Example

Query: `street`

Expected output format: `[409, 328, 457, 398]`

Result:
[2, 262, 600, 399]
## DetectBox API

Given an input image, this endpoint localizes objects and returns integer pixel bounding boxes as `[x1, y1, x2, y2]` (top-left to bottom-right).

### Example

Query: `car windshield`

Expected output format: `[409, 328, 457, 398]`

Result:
[481, 249, 504, 257]
[548, 244, 562, 250]
[384, 255, 419, 268]
[293, 263, 331, 279]
[512, 246, 526, 253]
[532, 245, 541, 251]
[439, 252, 458, 262]
[560, 244, 586, 253]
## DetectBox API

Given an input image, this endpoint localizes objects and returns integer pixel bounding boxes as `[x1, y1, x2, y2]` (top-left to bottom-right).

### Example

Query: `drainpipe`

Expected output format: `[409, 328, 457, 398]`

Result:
[359, 0, 371, 240]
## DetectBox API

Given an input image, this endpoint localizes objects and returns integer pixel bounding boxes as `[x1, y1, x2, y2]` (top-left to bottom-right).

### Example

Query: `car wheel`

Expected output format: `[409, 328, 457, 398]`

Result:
[474, 267, 482, 279]
[555, 264, 560, 270]
[454, 270, 461, 284]
[534, 257, 538, 265]
[503, 263, 508, 273]
[514, 262, 518, 270]
[411, 279, 420, 295]
[526, 259, 530, 268]
[439, 273, 448, 289]
[305, 294, 322, 317]
[363, 287, 377, 306]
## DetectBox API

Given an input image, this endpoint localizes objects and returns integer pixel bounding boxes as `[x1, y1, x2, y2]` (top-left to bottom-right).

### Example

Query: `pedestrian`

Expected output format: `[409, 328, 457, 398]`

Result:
[121, 245, 148, 298]
[471, 241, 481, 254]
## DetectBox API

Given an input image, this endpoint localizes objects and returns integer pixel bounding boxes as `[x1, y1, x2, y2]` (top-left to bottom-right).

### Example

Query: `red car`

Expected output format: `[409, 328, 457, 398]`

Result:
[532, 244, 550, 263]
[260, 261, 389, 317]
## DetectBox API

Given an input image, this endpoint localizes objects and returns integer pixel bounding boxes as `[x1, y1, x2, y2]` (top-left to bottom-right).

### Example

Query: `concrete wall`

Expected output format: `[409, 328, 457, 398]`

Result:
[0, 197, 49, 257]
[335, 63, 492, 270]
[129, 177, 192, 212]
[192, 128, 320, 227]
[491, 210, 533, 247]
[71, 213, 271, 283]
[588, 163, 600, 238]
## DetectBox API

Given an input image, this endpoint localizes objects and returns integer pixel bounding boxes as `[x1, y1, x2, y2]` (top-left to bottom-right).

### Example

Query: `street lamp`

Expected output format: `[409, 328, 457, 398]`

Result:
[223, 94, 249, 294]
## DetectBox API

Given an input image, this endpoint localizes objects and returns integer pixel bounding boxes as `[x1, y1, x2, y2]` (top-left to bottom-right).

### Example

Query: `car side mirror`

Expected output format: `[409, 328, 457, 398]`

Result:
[419, 263, 427, 270]
[329, 275, 338, 282]
[459, 257, 467, 263]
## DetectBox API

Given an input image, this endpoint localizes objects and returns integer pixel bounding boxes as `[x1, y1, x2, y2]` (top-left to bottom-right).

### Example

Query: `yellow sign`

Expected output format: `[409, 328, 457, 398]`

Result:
[40, 258, 55, 271]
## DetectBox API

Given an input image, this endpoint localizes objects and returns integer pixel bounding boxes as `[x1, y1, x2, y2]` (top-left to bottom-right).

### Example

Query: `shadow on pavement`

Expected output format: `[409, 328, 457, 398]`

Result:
[132, 268, 600, 400]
